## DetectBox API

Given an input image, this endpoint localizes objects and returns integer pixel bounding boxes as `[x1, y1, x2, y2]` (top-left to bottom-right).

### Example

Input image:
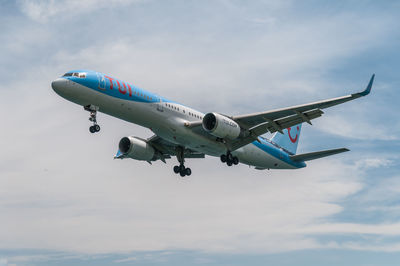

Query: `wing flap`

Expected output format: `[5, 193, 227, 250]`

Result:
[226, 108, 323, 151]
[250, 108, 323, 135]
[290, 148, 349, 162]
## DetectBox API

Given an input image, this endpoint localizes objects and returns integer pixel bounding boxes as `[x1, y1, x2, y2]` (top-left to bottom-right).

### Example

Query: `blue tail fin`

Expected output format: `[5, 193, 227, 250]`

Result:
[271, 124, 302, 154]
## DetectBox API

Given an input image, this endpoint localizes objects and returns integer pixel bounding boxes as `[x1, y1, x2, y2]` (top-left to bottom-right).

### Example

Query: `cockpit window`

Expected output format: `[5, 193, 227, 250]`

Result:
[63, 72, 86, 78]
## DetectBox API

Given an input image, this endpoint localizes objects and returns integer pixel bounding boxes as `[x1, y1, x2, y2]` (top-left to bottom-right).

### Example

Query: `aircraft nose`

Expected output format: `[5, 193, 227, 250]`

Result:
[51, 78, 66, 93]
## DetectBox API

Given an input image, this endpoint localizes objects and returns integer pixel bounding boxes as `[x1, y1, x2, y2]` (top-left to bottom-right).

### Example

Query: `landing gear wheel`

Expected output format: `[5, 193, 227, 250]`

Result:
[179, 168, 186, 177]
[185, 168, 192, 176]
[89, 126, 96, 133]
[94, 124, 101, 132]
[222, 151, 237, 166]
[220, 154, 227, 163]
[173, 165, 180, 174]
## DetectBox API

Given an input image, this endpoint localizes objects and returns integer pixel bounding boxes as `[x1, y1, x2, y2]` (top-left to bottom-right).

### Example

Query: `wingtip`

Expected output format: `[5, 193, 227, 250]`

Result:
[360, 74, 375, 96]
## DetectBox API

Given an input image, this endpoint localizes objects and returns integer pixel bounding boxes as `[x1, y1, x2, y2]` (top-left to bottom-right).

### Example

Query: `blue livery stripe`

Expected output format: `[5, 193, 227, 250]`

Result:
[62, 69, 173, 104]
[251, 138, 306, 168]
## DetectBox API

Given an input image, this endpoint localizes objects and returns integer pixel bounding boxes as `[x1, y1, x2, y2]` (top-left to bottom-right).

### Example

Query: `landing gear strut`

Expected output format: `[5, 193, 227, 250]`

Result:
[84, 105, 101, 133]
[173, 147, 192, 177]
[220, 151, 239, 166]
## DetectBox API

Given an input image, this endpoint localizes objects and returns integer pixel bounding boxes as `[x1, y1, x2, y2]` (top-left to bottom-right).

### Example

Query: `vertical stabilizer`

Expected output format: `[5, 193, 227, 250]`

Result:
[271, 124, 302, 154]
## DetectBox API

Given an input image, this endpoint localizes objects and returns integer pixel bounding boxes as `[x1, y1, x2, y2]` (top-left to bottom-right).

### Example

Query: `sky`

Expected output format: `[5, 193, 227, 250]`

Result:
[0, 0, 400, 265]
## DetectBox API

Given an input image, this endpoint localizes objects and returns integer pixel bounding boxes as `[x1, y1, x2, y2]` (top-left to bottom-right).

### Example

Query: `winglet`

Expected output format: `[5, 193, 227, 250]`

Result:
[359, 74, 375, 96]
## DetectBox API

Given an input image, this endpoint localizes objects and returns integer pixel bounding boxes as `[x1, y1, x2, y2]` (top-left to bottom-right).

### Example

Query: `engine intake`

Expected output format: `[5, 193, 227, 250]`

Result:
[202, 112, 240, 139]
[118, 136, 155, 161]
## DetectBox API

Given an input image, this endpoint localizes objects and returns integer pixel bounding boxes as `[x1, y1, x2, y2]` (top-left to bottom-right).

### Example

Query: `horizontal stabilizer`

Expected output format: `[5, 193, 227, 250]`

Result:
[290, 148, 349, 162]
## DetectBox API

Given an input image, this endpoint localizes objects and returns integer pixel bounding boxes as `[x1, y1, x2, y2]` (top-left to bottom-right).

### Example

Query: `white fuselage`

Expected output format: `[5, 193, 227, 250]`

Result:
[52, 76, 301, 170]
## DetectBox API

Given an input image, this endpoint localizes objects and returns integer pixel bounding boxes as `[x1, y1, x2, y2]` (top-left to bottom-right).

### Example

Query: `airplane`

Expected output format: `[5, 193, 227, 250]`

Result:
[51, 70, 374, 176]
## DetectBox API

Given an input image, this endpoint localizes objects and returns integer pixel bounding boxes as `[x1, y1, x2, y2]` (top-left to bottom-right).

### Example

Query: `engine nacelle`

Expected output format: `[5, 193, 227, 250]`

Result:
[202, 112, 241, 139]
[118, 136, 155, 161]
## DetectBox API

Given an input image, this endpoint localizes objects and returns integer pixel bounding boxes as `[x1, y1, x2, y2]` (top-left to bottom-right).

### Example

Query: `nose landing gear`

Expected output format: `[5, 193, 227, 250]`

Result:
[84, 105, 101, 133]
[220, 151, 239, 166]
[89, 124, 101, 133]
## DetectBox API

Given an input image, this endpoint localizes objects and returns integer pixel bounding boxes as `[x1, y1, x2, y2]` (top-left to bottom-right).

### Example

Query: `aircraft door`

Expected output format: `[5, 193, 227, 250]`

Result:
[156, 99, 164, 112]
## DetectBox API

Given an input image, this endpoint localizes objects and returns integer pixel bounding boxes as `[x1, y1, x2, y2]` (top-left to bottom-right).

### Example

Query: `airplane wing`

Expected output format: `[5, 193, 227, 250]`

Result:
[225, 74, 375, 150]
[143, 135, 205, 162]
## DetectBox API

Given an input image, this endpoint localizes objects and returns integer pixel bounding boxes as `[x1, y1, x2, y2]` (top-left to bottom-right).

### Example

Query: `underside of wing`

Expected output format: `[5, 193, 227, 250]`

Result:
[114, 135, 205, 163]
[146, 135, 205, 162]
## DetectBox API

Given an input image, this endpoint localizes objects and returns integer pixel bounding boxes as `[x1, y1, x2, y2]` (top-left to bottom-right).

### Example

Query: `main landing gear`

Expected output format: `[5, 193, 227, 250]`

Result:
[220, 151, 239, 166]
[84, 105, 101, 133]
[173, 147, 192, 177]
[173, 164, 192, 177]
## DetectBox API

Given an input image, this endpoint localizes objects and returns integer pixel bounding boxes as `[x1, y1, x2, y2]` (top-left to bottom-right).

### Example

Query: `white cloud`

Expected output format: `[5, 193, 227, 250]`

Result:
[355, 158, 394, 169]
[0, 152, 364, 253]
[1, 0, 399, 258]
[300, 222, 400, 236]
[17, 0, 141, 23]
[315, 114, 398, 141]
[339, 242, 400, 252]
[114, 256, 138, 263]
[0, 258, 8, 266]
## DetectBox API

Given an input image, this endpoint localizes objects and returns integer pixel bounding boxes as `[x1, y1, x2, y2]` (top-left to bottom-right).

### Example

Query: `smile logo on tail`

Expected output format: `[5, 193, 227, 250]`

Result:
[287, 126, 300, 143]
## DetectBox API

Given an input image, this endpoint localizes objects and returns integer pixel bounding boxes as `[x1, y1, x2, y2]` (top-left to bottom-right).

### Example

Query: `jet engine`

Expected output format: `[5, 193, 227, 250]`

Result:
[202, 112, 241, 139]
[118, 136, 155, 161]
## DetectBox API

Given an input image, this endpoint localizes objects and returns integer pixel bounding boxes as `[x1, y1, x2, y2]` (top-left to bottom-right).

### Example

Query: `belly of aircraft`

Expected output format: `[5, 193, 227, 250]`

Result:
[68, 85, 297, 170]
